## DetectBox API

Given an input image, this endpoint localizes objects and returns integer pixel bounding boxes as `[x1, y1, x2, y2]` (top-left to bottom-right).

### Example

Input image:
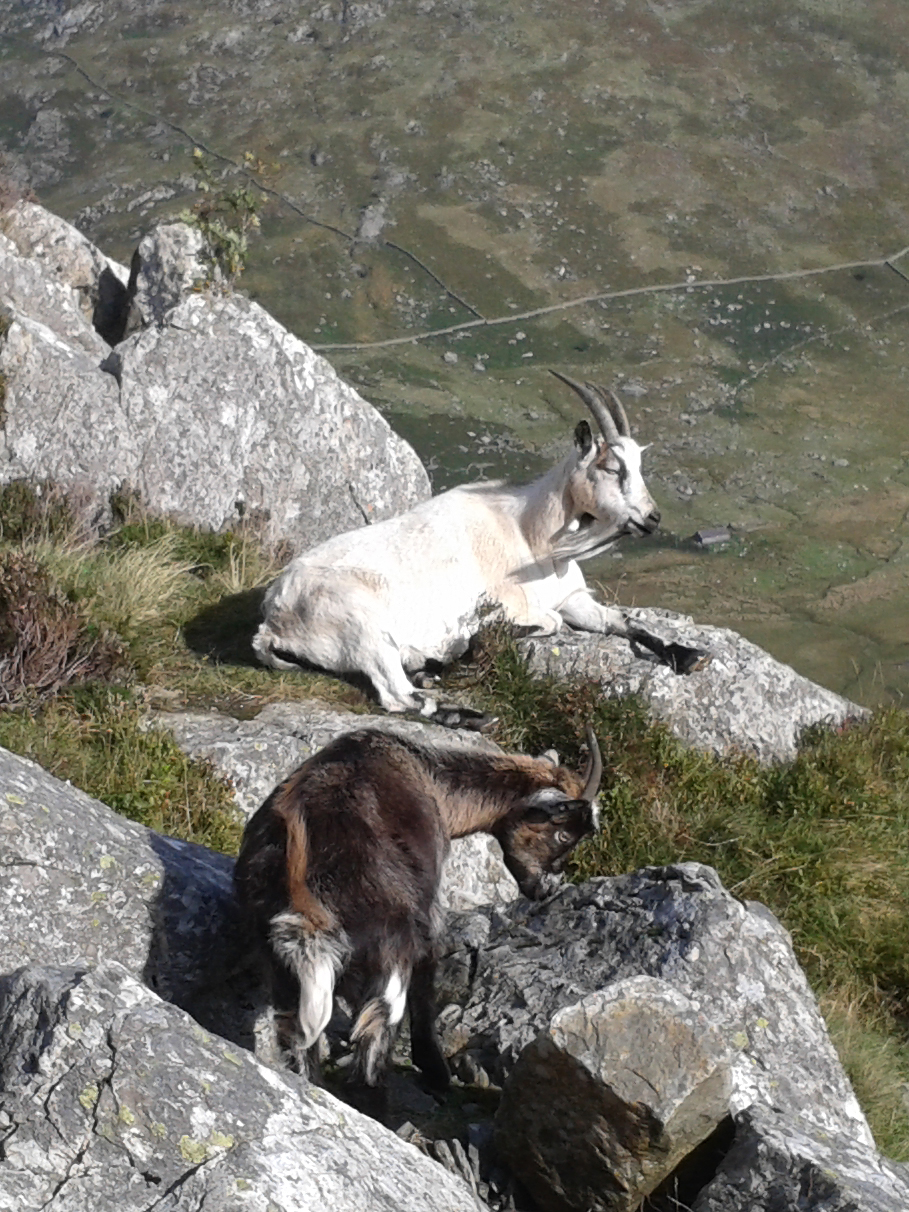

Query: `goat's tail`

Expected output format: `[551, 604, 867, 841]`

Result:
[269, 809, 348, 1051]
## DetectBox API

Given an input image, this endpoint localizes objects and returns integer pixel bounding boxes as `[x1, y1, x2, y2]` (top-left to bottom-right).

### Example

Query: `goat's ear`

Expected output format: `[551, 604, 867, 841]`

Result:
[573, 420, 594, 457]
[537, 748, 560, 766]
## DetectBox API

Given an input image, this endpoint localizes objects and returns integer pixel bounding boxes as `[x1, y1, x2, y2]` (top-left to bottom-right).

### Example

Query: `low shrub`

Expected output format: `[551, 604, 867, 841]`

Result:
[0, 550, 126, 707]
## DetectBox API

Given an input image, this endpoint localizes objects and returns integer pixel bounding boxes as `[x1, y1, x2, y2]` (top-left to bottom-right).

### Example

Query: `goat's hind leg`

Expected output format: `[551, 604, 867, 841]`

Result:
[408, 954, 450, 1093]
[364, 638, 495, 731]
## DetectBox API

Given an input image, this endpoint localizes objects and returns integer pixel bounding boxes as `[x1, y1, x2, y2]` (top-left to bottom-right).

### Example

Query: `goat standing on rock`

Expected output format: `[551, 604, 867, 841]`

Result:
[254, 371, 708, 725]
[234, 726, 602, 1108]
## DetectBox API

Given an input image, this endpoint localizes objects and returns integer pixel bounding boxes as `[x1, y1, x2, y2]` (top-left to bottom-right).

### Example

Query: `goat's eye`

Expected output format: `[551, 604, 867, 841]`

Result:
[555, 829, 573, 844]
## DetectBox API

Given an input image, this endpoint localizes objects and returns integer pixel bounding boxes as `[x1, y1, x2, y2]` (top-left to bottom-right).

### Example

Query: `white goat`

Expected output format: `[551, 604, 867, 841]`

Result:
[254, 372, 707, 720]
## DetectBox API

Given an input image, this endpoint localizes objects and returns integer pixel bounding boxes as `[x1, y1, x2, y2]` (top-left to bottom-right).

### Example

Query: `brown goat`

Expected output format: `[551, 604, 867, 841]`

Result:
[234, 726, 602, 1101]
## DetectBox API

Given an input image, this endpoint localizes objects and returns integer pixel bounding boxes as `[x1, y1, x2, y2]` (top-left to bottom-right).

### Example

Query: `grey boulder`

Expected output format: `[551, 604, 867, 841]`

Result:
[693, 1104, 909, 1212]
[496, 976, 734, 1212]
[0, 198, 129, 344]
[0, 744, 248, 1046]
[437, 864, 874, 1206]
[0, 961, 480, 1212]
[522, 609, 866, 763]
[0, 202, 430, 547]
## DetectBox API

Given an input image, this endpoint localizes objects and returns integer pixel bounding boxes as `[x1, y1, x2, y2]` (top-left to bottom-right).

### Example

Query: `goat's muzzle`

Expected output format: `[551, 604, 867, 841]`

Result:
[629, 509, 660, 536]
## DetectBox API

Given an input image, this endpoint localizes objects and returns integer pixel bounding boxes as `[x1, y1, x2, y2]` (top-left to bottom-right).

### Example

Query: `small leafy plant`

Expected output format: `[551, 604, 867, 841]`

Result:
[180, 148, 273, 286]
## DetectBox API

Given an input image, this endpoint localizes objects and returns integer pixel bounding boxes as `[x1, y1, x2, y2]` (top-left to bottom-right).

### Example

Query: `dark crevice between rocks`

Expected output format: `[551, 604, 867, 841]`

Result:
[92, 265, 131, 346]
[642, 1114, 737, 1212]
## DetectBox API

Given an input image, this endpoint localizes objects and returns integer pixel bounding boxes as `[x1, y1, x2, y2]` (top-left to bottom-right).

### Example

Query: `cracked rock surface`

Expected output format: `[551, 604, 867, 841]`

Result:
[692, 1104, 909, 1212]
[0, 745, 252, 1048]
[438, 864, 871, 1147]
[0, 961, 480, 1212]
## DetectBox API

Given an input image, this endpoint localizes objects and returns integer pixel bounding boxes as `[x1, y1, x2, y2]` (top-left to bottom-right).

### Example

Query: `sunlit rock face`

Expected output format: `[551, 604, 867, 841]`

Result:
[0, 203, 430, 546]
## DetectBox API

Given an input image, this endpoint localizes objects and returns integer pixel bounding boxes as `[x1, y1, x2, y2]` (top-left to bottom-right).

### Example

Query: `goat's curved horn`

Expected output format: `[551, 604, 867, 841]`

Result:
[604, 386, 631, 438]
[550, 370, 621, 446]
[581, 723, 603, 804]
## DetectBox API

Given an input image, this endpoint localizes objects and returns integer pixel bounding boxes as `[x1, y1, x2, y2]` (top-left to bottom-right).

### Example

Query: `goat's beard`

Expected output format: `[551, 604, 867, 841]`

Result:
[552, 515, 626, 562]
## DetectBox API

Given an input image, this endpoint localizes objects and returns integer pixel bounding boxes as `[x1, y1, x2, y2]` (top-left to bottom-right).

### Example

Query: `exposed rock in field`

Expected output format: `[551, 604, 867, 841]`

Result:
[129, 219, 211, 326]
[0, 201, 430, 546]
[438, 864, 875, 1208]
[0, 961, 480, 1212]
[693, 1104, 909, 1212]
[521, 608, 866, 763]
[151, 702, 519, 910]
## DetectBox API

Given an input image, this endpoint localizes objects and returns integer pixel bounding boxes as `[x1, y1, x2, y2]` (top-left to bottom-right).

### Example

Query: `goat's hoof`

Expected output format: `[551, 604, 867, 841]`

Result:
[434, 706, 498, 732]
[667, 644, 711, 675]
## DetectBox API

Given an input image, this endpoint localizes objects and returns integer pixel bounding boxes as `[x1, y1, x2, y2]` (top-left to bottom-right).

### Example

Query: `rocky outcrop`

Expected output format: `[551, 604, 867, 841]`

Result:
[496, 977, 734, 1212]
[150, 701, 519, 911]
[0, 199, 130, 343]
[0, 961, 480, 1212]
[521, 609, 866, 763]
[693, 1104, 909, 1212]
[0, 201, 430, 546]
[437, 864, 877, 1208]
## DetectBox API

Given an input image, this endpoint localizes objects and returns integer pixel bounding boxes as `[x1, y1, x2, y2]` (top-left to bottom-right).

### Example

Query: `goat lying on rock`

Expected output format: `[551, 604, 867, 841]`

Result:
[253, 371, 708, 726]
[234, 726, 602, 1105]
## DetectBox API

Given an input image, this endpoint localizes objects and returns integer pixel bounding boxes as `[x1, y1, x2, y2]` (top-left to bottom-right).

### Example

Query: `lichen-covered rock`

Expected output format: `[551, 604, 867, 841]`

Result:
[0, 745, 249, 1046]
[692, 1104, 909, 1212]
[99, 290, 429, 545]
[0, 961, 481, 1212]
[495, 976, 733, 1212]
[151, 702, 519, 910]
[521, 609, 866, 763]
[129, 221, 211, 325]
[0, 198, 130, 342]
[0, 202, 430, 547]
[438, 864, 872, 1148]
[0, 310, 126, 522]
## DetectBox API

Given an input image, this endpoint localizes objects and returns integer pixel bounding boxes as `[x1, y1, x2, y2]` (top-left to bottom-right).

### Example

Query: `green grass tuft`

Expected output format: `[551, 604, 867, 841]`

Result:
[0, 686, 243, 854]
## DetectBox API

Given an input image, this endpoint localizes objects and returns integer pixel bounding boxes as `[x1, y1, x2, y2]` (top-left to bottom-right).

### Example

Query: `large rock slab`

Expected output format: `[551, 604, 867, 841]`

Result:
[0, 961, 480, 1212]
[99, 290, 429, 545]
[522, 609, 866, 763]
[0, 202, 430, 547]
[151, 702, 519, 911]
[438, 864, 872, 1147]
[693, 1104, 909, 1212]
[0, 745, 249, 1046]
[496, 976, 734, 1212]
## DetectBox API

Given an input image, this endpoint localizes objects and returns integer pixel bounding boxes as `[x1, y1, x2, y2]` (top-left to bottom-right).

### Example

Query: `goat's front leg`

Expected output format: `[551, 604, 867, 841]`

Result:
[558, 590, 710, 674]
[408, 954, 450, 1093]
